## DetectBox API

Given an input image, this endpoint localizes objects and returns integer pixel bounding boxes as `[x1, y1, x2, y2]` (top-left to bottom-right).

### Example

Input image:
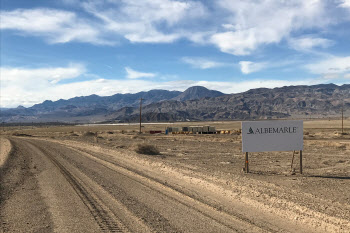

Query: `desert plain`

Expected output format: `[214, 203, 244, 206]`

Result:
[1, 118, 349, 232]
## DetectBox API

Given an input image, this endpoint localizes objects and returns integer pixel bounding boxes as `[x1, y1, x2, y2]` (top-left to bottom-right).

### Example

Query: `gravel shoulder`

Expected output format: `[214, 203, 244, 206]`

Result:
[0, 137, 11, 167]
[0, 138, 53, 233]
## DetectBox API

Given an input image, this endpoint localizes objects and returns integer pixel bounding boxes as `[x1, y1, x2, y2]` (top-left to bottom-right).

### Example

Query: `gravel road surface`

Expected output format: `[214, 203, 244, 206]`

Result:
[1, 137, 349, 232]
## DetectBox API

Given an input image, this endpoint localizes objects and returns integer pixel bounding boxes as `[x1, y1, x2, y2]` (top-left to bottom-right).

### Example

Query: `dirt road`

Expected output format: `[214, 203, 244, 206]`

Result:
[1, 137, 349, 232]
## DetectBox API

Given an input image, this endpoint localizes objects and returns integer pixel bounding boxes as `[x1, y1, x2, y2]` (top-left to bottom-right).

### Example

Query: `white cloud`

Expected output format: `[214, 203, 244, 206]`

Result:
[181, 57, 228, 69]
[339, 0, 350, 8]
[210, 0, 332, 55]
[1, 0, 349, 55]
[0, 1, 207, 45]
[82, 0, 207, 43]
[305, 56, 350, 74]
[0, 8, 111, 45]
[0, 64, 86, 88]
[0, 64, 86, 107]
[288, 36, 334, 51]
[239, 61, 267, 74]
[322, 73, 340, 79]
[125, 67, 156, 79]
[0, 65, 327, 108]
[210, 29, 268, 56]
[344, 73, 350, 79]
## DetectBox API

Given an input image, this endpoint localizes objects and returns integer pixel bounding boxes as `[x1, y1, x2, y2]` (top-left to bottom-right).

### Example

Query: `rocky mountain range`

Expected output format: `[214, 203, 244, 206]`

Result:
[0, 86, 224, 123]
[1, 84, 349, 123]
[107, 84, 349, 122]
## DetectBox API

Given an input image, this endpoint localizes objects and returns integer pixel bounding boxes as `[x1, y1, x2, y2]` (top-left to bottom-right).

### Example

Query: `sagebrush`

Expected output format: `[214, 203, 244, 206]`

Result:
[135, 144, 160, 155]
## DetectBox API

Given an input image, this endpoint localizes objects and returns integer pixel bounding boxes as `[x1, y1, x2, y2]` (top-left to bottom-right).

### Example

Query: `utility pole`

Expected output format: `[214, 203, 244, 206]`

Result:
[139, 98, 144, 133]
[341, 89, 345, 134]
[342, 100, 344, 134]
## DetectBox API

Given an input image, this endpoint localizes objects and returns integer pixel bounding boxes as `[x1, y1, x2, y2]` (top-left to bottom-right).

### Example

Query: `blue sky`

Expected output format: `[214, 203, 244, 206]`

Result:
[1, 0, 350, 108]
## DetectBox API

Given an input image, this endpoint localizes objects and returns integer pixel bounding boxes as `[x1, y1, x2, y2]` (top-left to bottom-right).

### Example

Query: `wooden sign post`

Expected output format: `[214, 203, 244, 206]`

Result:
[300, 150, 303, 174]
[245, 152, 249, 173]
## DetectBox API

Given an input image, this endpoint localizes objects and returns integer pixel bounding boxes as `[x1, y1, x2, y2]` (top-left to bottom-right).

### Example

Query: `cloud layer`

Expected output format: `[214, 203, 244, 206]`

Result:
[0, 64, 327, 108]
[1, 0, 349, 54]
[0, 8, 110, 44]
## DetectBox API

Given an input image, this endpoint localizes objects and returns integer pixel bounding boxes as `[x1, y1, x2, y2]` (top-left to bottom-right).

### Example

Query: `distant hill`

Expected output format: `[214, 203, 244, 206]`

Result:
[172, 86, 224, 101]
[30, 89, 182, 113]
[1, 84, 348, 123]
[0, 86, 225, 123]
[106, 84, 350, 122]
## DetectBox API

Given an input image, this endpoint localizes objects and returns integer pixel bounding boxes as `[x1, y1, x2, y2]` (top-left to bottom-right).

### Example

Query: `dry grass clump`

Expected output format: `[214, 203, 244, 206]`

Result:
[83, 131, 96, 137]
[131, 135, 145, 140]
[12, 132, 32, 137]
[135, 144, 160, 155]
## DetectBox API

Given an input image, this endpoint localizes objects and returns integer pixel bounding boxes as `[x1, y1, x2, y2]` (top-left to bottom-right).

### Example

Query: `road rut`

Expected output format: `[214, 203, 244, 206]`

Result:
[2, 137, 341, 232]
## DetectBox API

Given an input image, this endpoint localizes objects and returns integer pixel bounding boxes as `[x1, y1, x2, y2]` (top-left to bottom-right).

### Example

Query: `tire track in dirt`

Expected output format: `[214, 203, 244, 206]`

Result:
[59, 138, 350, 233]
[18, 137, 346, 233]
[25, 140, 129, 233]
[69, 147, 278, 233]
[26, 138, 268, 232]
[43, 138, 288, 233]
[0, 139, 53, 233]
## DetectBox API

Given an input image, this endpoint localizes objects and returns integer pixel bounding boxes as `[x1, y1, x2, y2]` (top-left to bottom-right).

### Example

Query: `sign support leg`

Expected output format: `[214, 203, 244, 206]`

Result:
[300, 150, 303, 174]
[245, 152, 249, 173]
[290, 150, 296, 172]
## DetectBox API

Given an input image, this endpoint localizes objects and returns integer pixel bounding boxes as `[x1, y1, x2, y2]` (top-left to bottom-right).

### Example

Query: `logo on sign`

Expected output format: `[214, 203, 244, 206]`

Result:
[247, 126, 298, 134]
[248, 127, 254, 134]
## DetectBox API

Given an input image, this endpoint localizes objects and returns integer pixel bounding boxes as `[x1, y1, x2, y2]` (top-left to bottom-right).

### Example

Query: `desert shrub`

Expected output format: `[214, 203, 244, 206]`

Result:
[70, 133, 79, 137]
[83, 131, 96, 137]
[12, 132, 32, 137]
[135, 144, 160, 155]
[107, 131, 114, 134]
[131, 135, 145, 140]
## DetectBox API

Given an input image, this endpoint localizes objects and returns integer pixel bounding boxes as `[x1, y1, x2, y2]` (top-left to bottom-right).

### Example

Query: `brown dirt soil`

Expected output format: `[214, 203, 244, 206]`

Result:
[1, 119, 349, 232]
[0, 137, 11, 167]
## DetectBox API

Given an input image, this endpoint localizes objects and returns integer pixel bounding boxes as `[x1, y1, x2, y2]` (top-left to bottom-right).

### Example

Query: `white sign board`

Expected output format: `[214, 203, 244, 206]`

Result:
[242, 120, 303, 152]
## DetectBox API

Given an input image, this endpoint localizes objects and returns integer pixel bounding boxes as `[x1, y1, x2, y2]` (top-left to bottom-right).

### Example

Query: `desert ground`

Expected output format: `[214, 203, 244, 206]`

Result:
[1, 119, 349, 232]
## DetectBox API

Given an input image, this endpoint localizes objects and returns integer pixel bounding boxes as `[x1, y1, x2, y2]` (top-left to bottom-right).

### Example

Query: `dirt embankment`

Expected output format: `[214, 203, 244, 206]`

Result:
[0, 137, 11, 167]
